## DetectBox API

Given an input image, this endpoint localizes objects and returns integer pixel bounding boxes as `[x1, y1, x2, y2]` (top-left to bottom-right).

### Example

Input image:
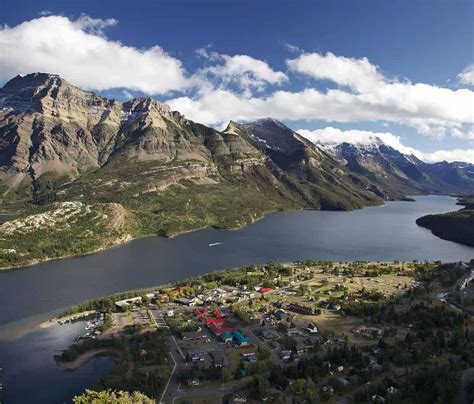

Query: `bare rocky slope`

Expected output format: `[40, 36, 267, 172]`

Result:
[0, 73, 387, 268]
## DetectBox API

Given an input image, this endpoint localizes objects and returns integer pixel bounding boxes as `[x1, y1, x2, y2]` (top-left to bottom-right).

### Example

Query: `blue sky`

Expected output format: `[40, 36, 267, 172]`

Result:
[1, 0, 474, 162]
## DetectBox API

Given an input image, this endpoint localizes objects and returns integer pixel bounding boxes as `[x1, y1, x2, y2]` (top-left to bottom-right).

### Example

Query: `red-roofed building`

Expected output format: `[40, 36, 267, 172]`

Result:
[210, 324, 234, 336]
[212, 309, 225, 318]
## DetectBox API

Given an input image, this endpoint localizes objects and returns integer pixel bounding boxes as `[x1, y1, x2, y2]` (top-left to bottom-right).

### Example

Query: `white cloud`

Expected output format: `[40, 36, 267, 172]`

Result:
[417, 149, 474, 164]
[287, 52, 384, 92]
[285, 52, 474, 134]
[297, 127, 474, 164]
[284, 43, 303, 53]
[458, 64, 474, 86]
[452, 126, 474, 141]
[0, 15, 189, 94]
[195, 47, 287, 94]
[297, 127, 419, 155]
[168, 53, 474, 139]
[167, 84, 474, 132]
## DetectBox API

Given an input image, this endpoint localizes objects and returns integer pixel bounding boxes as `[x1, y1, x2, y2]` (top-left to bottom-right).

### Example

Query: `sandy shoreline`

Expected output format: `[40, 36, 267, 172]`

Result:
[57, 348, 119, 370]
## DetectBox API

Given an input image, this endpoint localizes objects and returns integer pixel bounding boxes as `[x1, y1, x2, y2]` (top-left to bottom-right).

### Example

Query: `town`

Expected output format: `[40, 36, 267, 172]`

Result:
[58, 260, 474, 403]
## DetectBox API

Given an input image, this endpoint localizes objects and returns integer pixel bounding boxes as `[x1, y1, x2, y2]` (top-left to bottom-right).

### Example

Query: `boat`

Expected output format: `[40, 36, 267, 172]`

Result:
[209, 242, 223, 247]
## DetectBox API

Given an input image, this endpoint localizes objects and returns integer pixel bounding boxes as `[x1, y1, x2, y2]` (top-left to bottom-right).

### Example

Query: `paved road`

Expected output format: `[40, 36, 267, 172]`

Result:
[149, 310, 187, 404]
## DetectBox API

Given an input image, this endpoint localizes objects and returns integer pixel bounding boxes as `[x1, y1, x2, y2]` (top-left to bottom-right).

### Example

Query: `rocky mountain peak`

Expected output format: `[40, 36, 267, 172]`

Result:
[0, 72, 108, 117]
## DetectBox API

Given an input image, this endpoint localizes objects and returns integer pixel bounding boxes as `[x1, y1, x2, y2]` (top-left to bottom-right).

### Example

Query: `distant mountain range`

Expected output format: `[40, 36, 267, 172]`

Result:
[315, 139, 474, 196]
[0, 73, 473, 268]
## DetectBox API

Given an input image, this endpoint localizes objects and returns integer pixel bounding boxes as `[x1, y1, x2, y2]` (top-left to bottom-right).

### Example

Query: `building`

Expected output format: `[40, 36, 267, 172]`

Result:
[262, 329, 280, 339]
[245, 353, 258, 363]
[175, 297, 196, 306]
[288, 303, 313, 315]
[221, 331, 234, 343]
[182, 330, 206, 341]
[211, 351, 229, 368]
[306, 323, 318, 334]
[280, 350, 292, 360]
[115, 297, 142, 311]
[233, 331, 249, 346]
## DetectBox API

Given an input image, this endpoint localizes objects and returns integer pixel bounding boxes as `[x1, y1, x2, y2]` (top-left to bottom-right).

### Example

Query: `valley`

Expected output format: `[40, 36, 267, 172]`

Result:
[50, 260, 474, 403]
[1, 74, 474, 270]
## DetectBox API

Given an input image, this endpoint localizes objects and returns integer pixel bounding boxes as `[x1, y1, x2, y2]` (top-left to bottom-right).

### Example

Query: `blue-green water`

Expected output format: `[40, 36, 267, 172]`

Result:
[0, 195, 472, 403]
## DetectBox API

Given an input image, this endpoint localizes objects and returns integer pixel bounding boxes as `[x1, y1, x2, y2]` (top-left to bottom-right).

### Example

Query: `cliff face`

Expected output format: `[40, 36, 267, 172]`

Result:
[0, 73, 269, 200]
[0, 73, 385, 211]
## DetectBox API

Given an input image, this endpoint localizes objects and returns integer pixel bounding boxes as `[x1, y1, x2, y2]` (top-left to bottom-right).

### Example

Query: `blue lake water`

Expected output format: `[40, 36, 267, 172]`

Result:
[0, 195, 472, 403]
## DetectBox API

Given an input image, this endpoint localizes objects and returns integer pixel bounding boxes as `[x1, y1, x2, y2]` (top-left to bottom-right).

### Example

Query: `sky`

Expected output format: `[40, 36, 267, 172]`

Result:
[1, 0, 473, 163]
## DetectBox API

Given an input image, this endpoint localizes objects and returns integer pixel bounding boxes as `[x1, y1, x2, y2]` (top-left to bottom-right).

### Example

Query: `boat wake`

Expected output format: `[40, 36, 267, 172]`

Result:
[208, 242, 223, 247]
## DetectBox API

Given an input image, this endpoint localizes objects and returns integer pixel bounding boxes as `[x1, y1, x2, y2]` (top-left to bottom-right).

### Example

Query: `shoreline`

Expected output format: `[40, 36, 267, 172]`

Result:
[0, 194, 463, 272]
[40, 310, 98, 329]
[0, 198, 392, 272]
[56, 348, 119, 370]
[0, 206, 304, 272]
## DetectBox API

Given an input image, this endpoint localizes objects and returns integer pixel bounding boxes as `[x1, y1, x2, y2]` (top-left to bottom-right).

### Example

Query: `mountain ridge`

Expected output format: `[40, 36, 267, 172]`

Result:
[0, 73, 387, 269]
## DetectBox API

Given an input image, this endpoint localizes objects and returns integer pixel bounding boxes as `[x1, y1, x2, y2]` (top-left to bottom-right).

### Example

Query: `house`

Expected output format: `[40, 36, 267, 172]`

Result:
[176, 297, 196, 306]
[211, 351, 229, 368]
[262, 329, 280, 340]
[245, 353, 258, 363]
[296, 341, 309, 355]
[372, 362, 384, 372]
[274, 309, 291, 321]
[189, 350, 205, 362]
[280, 350, 292, 360]
[306, 323, 318, 334]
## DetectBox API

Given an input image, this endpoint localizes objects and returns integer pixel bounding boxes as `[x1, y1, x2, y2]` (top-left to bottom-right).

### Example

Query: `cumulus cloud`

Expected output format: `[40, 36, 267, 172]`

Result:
[297, 127, 474, 164]
[195, 47, 287, 94]
[0, 15, 189, 94]
[168, 53, 474, 139]
[458, 64, 474, 86]
[285, 52, 474, 134]
[287, 52, 384, 92]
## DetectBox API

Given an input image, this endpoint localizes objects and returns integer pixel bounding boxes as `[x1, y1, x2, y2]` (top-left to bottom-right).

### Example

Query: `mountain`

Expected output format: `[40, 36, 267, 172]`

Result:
[225, 118, 389, 207]
[315, 139, 474, 195]
[0, 73, 385, 268]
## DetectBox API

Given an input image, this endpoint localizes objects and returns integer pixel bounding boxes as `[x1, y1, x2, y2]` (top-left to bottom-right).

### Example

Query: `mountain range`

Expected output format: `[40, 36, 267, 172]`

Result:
[0, 73, 473, 268]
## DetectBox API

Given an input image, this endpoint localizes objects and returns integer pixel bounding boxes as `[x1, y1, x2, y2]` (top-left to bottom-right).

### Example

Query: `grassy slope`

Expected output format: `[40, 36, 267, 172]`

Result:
[0, 157, 382, 269]
[0, 202, 136, 269]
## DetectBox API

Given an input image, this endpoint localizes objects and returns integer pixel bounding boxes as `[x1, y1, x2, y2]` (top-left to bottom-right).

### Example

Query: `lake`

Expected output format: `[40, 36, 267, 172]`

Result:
[0, 195, 473, 403]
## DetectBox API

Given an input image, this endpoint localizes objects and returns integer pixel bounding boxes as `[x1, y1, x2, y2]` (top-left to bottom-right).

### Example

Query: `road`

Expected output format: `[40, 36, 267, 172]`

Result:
[149, 310, 187, 403]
